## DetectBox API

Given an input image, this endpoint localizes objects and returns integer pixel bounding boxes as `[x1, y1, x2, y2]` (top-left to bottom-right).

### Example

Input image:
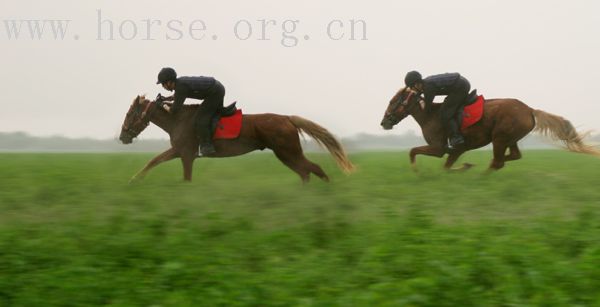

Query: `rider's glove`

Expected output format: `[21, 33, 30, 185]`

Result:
[155, 93, 165, 107]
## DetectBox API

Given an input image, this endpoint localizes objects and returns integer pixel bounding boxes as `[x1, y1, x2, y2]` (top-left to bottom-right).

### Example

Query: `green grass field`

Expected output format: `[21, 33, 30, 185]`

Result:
[1, 150, 600, 306]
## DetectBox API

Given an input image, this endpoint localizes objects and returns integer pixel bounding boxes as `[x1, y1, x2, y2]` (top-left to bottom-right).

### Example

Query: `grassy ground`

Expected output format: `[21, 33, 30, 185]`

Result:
[1, 150, 600, 306]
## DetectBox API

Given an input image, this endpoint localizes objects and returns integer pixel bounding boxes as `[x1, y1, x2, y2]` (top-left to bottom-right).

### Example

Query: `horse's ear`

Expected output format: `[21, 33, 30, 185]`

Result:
[135, 95, 140, 104]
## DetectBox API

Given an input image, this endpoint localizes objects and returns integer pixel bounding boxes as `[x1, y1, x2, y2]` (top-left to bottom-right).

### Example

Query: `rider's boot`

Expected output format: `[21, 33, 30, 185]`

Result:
[200, 141, 216, 156]
[197, 120, 217, 156]
[447, 119, 465, 150]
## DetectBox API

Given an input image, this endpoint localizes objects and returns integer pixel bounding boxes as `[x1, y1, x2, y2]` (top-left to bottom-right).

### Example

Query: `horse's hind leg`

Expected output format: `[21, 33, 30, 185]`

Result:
[271, 141, 330, 183]
[273, 150, 311, 183]
[274, 149, 331, 183]
[307, 161, 329, 182]
[505, 144, 522, 162]
[488, 140, 508, 170]
[488, 139, 523, 172]
[267, 123, 330, 183]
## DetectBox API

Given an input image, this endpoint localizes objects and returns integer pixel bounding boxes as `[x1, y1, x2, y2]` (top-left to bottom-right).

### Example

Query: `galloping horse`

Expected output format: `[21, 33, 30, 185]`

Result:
[380, 87, 600, 171]
[119, 96, 354, 182]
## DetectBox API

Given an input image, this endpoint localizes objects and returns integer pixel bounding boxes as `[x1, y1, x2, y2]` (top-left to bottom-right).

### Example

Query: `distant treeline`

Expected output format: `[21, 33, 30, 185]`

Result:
[1, 131, 598, 152]
[0, 132, 167, 153]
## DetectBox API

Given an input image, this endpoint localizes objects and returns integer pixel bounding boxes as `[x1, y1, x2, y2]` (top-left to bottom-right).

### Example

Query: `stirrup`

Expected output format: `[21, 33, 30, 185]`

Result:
[199, 143, 216, 156]
[447, 136, 465, 151]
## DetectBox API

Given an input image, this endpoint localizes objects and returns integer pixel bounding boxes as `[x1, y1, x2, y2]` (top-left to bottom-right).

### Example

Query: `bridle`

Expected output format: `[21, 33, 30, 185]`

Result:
[121, 99, 155, 138]
[385, 88, 421, 124]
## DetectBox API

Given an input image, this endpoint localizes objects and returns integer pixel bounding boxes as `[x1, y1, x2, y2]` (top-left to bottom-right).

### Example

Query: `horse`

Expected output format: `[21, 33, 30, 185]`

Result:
[380, 87, 600, 171]
[119, 95, 355, 182]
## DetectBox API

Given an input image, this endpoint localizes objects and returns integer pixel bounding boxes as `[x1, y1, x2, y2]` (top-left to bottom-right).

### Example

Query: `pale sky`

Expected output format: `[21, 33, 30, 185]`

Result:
[1, 0, 599, 139]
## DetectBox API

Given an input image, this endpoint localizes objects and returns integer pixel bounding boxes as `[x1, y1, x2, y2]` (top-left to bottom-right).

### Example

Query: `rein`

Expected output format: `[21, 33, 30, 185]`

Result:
[122, 100, 156, 137]
[386, 88, 420, 123]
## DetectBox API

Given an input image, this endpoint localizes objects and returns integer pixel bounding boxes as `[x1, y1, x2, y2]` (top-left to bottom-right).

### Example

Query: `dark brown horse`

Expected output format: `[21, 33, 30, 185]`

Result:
[119, 95, 355, 182]
[380, 87, 600, 171]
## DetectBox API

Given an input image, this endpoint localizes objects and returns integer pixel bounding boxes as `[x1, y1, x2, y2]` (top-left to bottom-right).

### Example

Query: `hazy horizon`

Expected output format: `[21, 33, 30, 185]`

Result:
[2, 0, 599, 140]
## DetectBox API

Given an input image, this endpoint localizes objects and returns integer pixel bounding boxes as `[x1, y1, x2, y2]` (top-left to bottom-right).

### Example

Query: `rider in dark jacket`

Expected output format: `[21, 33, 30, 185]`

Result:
[156, 67, 225, 156]
[405, 71, 471, 149]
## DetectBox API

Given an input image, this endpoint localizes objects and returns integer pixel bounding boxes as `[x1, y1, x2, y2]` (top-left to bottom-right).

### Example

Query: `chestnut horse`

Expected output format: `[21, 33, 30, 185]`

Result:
[119, 95, 355, 182]
[380, 87, 600, 171]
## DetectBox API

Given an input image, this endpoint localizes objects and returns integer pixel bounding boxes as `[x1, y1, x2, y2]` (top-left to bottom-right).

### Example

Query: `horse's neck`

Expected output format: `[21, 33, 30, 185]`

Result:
[410, 103, 439, 126]
[149, 109, 174, 134]
[410, 103, 444, 144]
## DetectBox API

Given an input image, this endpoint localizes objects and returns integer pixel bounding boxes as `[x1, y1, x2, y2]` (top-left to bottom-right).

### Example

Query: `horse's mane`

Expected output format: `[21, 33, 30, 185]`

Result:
[137, 95, 200, 110]
[389, 87, 407, 103]
[160, 102, 200, 110]
[389, 88, 442, 114]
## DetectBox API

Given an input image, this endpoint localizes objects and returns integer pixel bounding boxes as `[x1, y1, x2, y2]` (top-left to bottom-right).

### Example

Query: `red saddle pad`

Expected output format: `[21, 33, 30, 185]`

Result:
[213, 109, 243, 139]
[461, 96, 484, 131]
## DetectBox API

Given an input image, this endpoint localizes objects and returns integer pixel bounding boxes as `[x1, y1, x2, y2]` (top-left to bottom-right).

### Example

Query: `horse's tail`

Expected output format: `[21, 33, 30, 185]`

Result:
[288, 116, 356, 174]
[532, 109, 600, 156]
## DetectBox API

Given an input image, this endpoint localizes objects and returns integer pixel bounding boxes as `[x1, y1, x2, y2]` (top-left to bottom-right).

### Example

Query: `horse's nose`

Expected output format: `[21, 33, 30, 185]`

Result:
[118, 133, 130, 144]
[380, 118, 388, 127]
[381, 118, 392, 130]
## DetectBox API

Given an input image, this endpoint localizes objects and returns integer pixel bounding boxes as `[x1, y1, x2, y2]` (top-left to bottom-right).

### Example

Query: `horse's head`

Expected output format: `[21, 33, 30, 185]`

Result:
[380, 87, 423, 130]
[119, 95, 153, 144]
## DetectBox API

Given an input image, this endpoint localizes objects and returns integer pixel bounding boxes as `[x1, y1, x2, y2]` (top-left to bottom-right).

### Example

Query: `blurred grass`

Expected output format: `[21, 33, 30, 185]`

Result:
[1, 150, 600, 306]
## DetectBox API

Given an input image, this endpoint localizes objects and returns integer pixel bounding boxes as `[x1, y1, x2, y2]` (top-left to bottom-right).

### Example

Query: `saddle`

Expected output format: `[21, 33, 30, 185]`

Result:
[457, 90, 485, 131]
[219, 102, 238, 117]
[211, 101, 237, 130]
[210, 102, 243, 139]
[464, 89, 479, 106]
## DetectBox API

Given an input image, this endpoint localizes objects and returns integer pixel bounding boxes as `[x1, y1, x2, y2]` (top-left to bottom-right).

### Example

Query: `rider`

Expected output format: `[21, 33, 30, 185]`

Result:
[156, 67, 225, 156]
[404, 71, 471, 149]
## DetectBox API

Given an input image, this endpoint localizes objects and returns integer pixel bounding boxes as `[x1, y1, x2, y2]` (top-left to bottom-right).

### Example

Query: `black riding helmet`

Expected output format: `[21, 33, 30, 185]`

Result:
[404, 70, 422, 87]
[156, 67, 177, 84]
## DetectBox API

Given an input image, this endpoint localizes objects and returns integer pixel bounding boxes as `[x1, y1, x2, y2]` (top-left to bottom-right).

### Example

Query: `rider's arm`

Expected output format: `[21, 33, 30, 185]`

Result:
[163, 95, 175, 102]
[423, 92, 435, 106]
[422, 83, 436, 106]
[170, 85, 188, 115]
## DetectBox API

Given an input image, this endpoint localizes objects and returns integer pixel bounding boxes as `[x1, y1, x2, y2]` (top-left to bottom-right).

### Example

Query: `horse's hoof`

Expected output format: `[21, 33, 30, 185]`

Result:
[462, 163, 475, 170]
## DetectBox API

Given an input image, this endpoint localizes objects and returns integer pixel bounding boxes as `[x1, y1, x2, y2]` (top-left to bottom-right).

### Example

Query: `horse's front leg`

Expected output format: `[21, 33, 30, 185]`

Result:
[409, 145, 445, 171]
[130, 147, 178, 183]
[444, 150, 474, 171]
[180, 152, 197, 182]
